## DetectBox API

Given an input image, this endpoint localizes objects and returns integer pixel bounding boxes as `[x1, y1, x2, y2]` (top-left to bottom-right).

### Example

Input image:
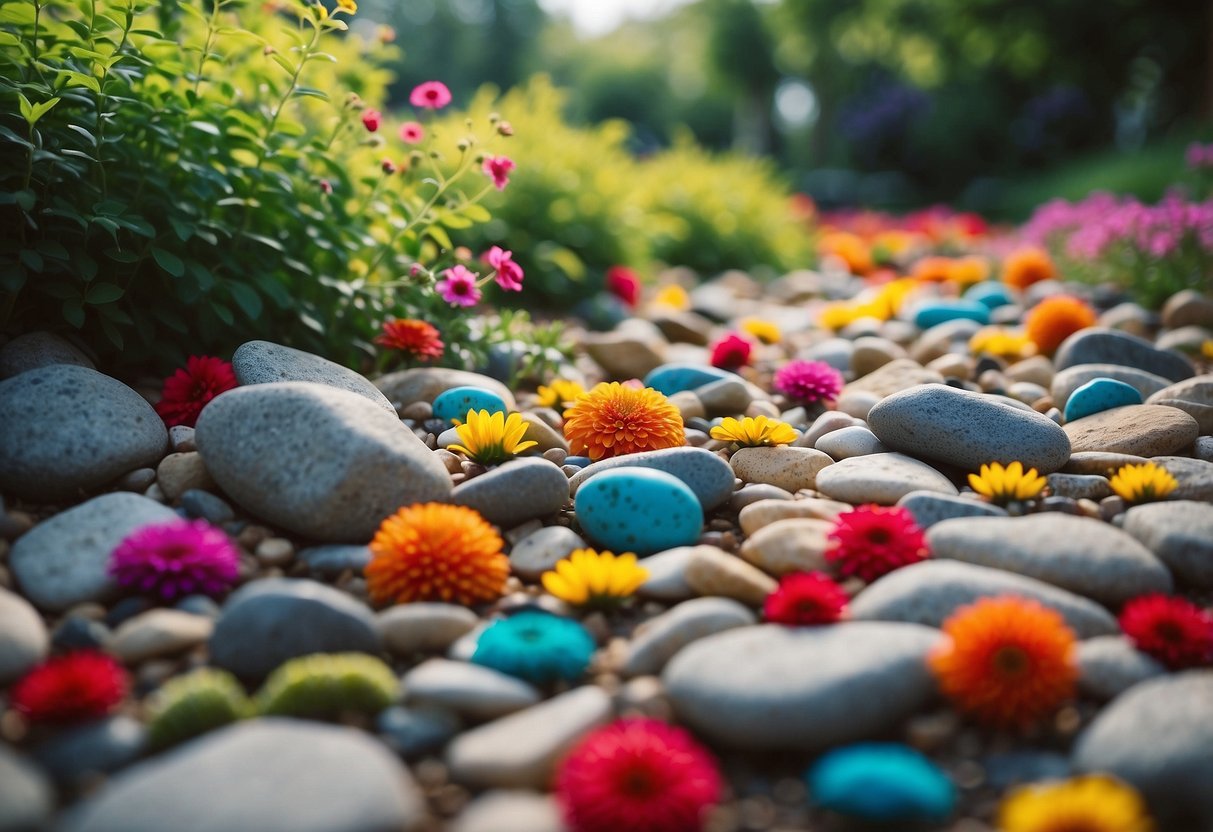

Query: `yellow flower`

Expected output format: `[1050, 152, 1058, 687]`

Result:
[1108, 462, 1177, 504]
[651, 284, 690, 311]
[969, 327, 1037, 361]
[948, 255, 990, 286]
[535, 379, 586, 410]
[336, 0, 357, 13]
[740, 318, 781, 345]
[997, 775, 1154, 832]
[1202, 339, 1213, 361]
[710, 416, 797, 447]
[818, 302, 858, 330]
[968, 461, 1047, 505]
[448, 410, 538, 465]
[541, 549, 649, 607]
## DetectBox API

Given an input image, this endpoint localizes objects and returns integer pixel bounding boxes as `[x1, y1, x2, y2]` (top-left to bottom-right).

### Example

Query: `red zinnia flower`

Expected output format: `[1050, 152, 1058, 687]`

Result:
[708, 332, 753, 371]
[375, 319, 444, 360]
[409, 81, 452, 110]
[605, 266, 641, 308]
[826, 505, 929, 582]
[10, 652, 129, 724]
[361, 108, 381, 132]
[1119, 594, 1213, 670]
[764, 572, 848, 626]
[555, 718, 722, 832]
[154, 355, 238, 428]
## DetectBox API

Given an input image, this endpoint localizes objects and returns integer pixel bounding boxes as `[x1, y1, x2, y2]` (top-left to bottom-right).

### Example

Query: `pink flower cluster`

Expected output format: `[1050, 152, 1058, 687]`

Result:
[1187, 142, 1213, 170]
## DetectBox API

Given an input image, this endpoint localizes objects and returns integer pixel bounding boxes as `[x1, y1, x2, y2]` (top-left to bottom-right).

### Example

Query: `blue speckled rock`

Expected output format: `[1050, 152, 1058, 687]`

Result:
[964, 281, 1014, 309]
[568, 446, 736, 510]
[574, 468, 703, 556]
[912, 300, 990, 330]
[431, 387, 508, 423]
[1064, 378, 1144, 423]
[643, 363, 741, 396]
[807, 743, 955, 822]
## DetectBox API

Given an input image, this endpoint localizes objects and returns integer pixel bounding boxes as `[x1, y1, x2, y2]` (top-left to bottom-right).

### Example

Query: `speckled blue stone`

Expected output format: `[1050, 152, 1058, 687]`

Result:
[1063, 377, 1144, 423]
[643, 363, 741, 396]
[574, 467, 703, 556]
[964, 281, 1015, 309]
[431, 386, 508, 423]
[807, 743, 955, 822]
[912, 300, 990, 330]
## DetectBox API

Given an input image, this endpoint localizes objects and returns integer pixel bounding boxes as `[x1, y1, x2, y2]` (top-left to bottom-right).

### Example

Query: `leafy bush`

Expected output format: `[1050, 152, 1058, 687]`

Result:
[255, 652, 398, 719]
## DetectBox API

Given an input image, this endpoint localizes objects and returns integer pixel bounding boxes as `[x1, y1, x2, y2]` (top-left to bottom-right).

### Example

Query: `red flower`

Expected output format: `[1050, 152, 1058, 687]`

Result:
[154, 355, 238, 428]
[482, 155, 515, 190]
[409, 81, 452, 110]
[605, 266, 641, 308]
[361, 108, 381, 132]
[375, 319, 444, 360]
[708, 332, 753, 370]
[826, 505, 929, 582]
[319, 180, 333, 195]
[764, 572, 848, 626]
[556, 718, 722, 832]
[10, 652, 129, 724]
[1119, 594, 1213, 670]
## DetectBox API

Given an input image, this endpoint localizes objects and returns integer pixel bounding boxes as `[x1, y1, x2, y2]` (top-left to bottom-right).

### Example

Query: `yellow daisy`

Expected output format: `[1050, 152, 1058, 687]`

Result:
[651, 284, 690, 310]
[968, 461, 1047, 505]
[541, 549, 649, 608]
[740, 318, 782, 345]
[1108, 462, 1177, 505]
[535, 379, 586, 410]
[448, 410, 538, 465]
[997, 775, 1154, 832]
[710, 416, 797, 447]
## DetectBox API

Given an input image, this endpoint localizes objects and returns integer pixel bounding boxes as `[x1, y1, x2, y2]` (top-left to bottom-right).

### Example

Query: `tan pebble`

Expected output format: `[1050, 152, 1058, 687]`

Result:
[738, 497, 850, 536]
[1005, 354, 1055, 388]
[156, 452, 215, 502]
[400, 401, 433, 421]
[668, 390, 706, 421]
[520, 412, 569, 453]
[928, 353, 974, 380]
[739, 518, 834, 576]
[543, 447, 568, 466]
[237, 525, 271, 549]
[255, 537, 294, 567]
[731, 446, 832, 492]
[835, 390, 880, 419]
[744, 399, 782, 419]
[434, 449, 463, 475]
[107, 609, 213, 664]
[684, 546, 777, 606]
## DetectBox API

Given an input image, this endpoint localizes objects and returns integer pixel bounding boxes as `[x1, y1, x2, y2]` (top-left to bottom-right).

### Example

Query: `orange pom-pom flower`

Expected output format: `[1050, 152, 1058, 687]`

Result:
[1002, 248, 1056, 291]
[563, 382, 684, 461]
[1024, 295, 1097, 354]
[366, 503, 509, 606]
[930, 596, 1077, 730]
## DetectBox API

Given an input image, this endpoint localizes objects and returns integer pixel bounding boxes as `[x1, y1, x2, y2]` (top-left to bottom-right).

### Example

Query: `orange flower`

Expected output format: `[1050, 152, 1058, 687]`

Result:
[366, 503, 508, 606]
[818, 231, 873, 275]
[1002, 248, 1056, 290]
[911, 256, 955, 283]
[1025, 295, 1097, 354]
[930, 596, 1077, 729]
[563, 382, 684, 461]
[947, 256, 990, 286]
[375, 319, 444, 360]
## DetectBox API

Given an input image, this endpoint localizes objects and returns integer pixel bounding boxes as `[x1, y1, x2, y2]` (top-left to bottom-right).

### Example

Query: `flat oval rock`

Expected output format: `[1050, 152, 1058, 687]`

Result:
[375, 367, 515, 410]
[1062, 404, 1198, 457]
[574, 468, 703, 556]
[568, 446, 735, 510]
[815, 453, 958, 505]
[451, 458, 569, 528]
[233, 340, 395, 413]
[1054, 327, 1195, 383]
[1063, 378, 1143, 422]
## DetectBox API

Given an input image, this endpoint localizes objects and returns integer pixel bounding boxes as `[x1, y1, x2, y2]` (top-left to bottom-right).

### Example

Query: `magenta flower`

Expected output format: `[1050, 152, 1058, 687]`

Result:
[437, 265, 482, 307]
[485, 246, 524, 292]
[361, 108, 381, 133]
[108, 519, 240, 601]
[482, 155, 515, 191]
[409, 81, 452, 110]
[773, 360, 844, 406]
[398, 121, 425, 144]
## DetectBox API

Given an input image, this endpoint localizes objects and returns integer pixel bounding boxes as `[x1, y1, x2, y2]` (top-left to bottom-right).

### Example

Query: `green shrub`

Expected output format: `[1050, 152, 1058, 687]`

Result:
[146, 667, 251, 749]
[255, 652, 398, 719]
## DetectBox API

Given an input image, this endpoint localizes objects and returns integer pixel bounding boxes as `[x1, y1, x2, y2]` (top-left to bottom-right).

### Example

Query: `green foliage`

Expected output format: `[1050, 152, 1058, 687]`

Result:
[255, 652, 398, 719]
[146, 667, 251, 749]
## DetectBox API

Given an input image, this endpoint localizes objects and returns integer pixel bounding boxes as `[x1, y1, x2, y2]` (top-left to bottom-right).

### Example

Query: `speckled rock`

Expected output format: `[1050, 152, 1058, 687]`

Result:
[1120, 501, 1213, 588]
[452, 458, 569, 527]
[621, 597, 756, 677]
[816, 453, 958, 505]
[927, 514, 1172, 605]
[1062, 451, 1149, 476]
[431, 387, 508, 423]
[1077, 636, 1167, 701]
[375, 367, 516, 410]
[233, 340, 394, 413]
[1146, 374, 1213, 433]
[850, 560, 1119, 638]
[844, 359, 944, 398]
[738, 497, 852, 536]
[0, 365, 168, 501]
[1045, 473, 1112, 501]
[1051, 364, 1171, 410]
[867, 383, 1072, 474]
[0, 587, 48, 685]
[1062, 404, 1198, 457]
[449, 791, 564, 832]
[403, 659, 540, 721]
[730, 446, 833, 492]
[1054, 327, 1195, 383]
[815, 425, 889, 459]
[569, 446, 735, 510]
[376, 604, 479, 655]
[575, 468, 703, 556]
[508, 526, 587, 580]
[107, 609, 213, 664]
[0, 331, 94, 379]
[684, 546, 778, 606]
[738, 518, 834, 576]
[196, 382, 451, 542]
[896, 491, 1006, 529]
[664, 622, 942, 751]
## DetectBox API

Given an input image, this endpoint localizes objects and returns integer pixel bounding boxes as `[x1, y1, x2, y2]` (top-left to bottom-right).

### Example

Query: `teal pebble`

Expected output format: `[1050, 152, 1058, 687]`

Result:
[913, 300, 990, 329]
[964, 281, 1015, 309]
[1064, 378, 1143, 423]
[574, 467, 703, 556]
[643, 363, 741, 396]
[564, 456, 592, 468]
[807, 743, 955, 822]
[431, 386, 508, 423]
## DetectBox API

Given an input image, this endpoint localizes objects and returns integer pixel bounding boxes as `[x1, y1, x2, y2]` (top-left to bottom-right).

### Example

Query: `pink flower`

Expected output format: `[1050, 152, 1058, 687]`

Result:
[108, 519, 241, 600]
[482, 155, 515, 190]
[319, 180, 333, 195]
[606, 265, 641, 308]
[485, 246, 524, 292]
[410, 81, 452, 110]
[398, 121, 425, 144]
[361, 108, 381, 132]
[438, 265, 482, 307]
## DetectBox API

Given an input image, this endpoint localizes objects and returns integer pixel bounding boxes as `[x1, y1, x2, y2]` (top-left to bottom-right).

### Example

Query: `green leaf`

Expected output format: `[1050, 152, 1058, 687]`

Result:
[151, 247, 185, 277]
[60, 71, 101, 94]
[0, 268, 27, 293]
[62, 299, 86, 328]
[36, 239, 70, 259]
[19, 249, 43, 272]
[291, 87, 328, 101]
[210, 301, 234, 326]
[270, 52, 296, 76]
[85, 282, 124, 304]
[427, 225, 452, 251]
[14, 190, 35, 212]
[188, 121, 221, 136]
[99, 317, 124, 350]
[227, 281, 263, 319]
[462, 204, 492, 223]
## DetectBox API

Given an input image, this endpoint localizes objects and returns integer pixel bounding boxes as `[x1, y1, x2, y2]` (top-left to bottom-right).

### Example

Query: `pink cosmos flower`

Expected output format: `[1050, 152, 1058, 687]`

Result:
[485, 246, 524, 292]
[361, 108, 381, 132]
[482, 155, 515, 191]
[108, 519, 241, 600]
[398, 121, 425, 144]
[410, 81, 452, 110]
[438, 265, 482, 307]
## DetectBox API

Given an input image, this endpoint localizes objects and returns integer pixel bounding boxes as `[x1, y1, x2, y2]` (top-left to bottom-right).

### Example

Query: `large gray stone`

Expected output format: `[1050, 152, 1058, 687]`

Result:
[451, 458, 569, 528]
[927, 515, 1172, 606]
[1062, 404, 1198, 457]
[61, 719, 424, 832]
[663, 622, 941, 751]
[33, 716, 146, 787]
[1050, 363, 1172, 410]
[568, 446, 736, 510]
[375, 367, 515, 410]
[403, 659, 540, 721]
[1077, 636, 1167, 701]
[1152, 456, 1213, 502]
[0, 331, 94, 379]
[196, 382, 451, 542]
[850, 560, 1119, 638]
[1054, 327, 1195, 383]
[867, 383, 1072, 474]
[233, 340, 394, 413]
[0, 365, 168, 501]
[9, 493, 177, 612]
[814, 452, 958, 505]
[209, 578, 380, 681]
[1120, 501, 1213, 588]
[1073, 672, 1213, 827]
[621, 597, 756, 677]
[0, 587, 48, 685]
[0, 744, 53, 832]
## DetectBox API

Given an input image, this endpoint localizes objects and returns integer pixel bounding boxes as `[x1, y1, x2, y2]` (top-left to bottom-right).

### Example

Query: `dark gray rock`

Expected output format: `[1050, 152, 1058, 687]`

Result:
[897, 490, 1007, 529]
[1054, 327, 1195, 383]
[233, 340, 394, 412]
[451, 458, 569, 527]
[298, 545, 372, 578]
[33, 716, 147, 786]
[1120, 501, 1213, 588]
[1077, 636, 1167, 701]
[377, 705, 461, 760]
[0, 330, 94, 379]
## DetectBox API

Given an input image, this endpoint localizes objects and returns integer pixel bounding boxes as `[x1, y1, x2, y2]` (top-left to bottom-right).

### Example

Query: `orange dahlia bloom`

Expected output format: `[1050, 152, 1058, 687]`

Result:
[366, 503, 508, 606]
[930, 596, 1077, 730]
[818, 231, 874, 275]
[1024, 295, 1097, 355]
[1002, 248, 1057, 290]
[563, 382, 684, 461]
[375, 318, 444, 360]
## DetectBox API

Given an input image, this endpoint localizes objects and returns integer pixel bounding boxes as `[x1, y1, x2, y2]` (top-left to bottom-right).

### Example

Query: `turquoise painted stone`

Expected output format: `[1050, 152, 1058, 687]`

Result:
[964, 281, 1014, 309]
[574, 468, 703, 556]
[912, 300, 990, 330]
[806, 743, 955, 822]
[431, 386, 508, 423]
[643, 363, 741, 396]
[564, 456, 592, 468]
[1064, 378, 1144, 423]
